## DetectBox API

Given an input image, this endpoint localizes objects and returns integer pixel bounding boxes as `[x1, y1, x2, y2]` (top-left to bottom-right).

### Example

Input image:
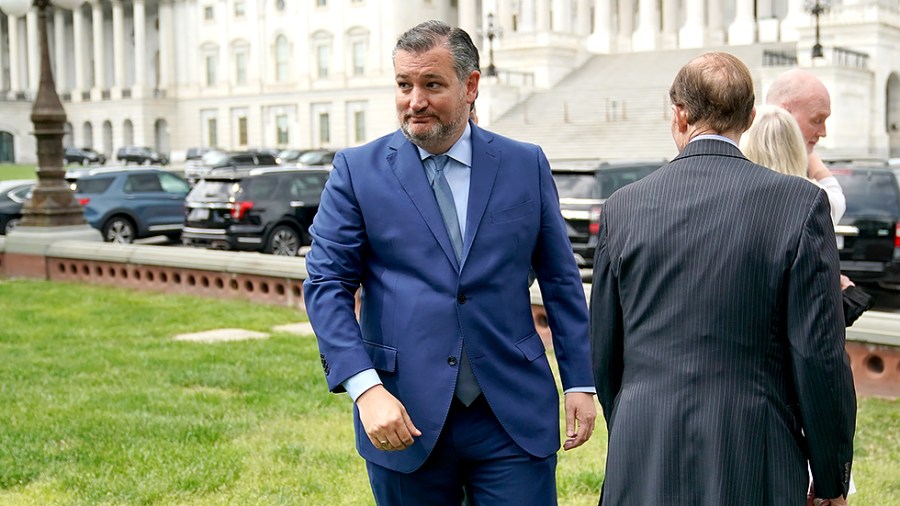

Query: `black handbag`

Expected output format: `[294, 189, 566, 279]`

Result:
[842, 285, 874, 327]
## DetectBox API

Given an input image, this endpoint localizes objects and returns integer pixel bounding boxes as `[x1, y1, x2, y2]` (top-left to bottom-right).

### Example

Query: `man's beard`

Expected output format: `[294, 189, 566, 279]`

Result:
[400, 109, 467, 153]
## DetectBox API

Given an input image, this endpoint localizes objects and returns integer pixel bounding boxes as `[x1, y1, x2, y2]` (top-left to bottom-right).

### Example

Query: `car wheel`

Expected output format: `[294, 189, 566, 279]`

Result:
[102, 216, 136, 244]
[4, 217, 21, 234]
[266, 225, 300, 256]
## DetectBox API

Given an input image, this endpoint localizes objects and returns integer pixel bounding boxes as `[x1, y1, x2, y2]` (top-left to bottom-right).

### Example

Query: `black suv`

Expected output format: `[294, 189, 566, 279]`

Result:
[830, 163, 900, 291]
[182, 167, 329, 256]
[116, 146, 169, 165]
[184, 150, 279, 184]
[64, 147, 106, 165]
[551, 159, 665, 267]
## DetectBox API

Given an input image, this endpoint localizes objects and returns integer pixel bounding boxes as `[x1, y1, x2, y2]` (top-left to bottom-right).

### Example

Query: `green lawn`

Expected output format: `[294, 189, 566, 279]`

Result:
[0, 164, 36, 180]
[0, 279, 896, 505]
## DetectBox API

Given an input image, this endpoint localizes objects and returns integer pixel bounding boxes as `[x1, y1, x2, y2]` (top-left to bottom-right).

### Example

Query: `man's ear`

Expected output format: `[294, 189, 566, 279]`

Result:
[674, 105, 689, 133]
[466, 70, 480, 104]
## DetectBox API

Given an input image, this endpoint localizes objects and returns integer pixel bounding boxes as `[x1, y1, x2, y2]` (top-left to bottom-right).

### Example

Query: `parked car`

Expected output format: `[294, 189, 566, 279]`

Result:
[182, 167, 330, 256]
[64, 147, 106, 165]
[0, 179, 36, 234]
[830, 162, 900, 290]
[551, 159, 665, 267]
[184, 150, 279, 184]
[275, 149, 312, 165]
[294, 149, 336, 167]
[116, 146, 169, 165]
[72, 167, 190, 243]
[185, 147, 216, 161]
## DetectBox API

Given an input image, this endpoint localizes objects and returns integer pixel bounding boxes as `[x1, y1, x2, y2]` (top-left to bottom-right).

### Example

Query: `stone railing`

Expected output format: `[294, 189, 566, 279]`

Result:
[2, 237, 897, 398]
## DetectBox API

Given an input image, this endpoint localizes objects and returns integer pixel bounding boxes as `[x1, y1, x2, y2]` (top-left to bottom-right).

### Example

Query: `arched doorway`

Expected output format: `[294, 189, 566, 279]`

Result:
[82, 121, 94, 149]
[102, 120, 113, 158]
[154, 119, 170, 156]
[886, 73, 900, 158]
[122, 119, 134, 146]
[0, 131, 14, 163]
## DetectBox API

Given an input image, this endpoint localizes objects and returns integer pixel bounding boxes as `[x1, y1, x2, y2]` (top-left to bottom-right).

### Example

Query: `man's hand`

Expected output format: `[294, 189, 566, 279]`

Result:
[356, 385, 421, 451]
[563, 392, 596, 451]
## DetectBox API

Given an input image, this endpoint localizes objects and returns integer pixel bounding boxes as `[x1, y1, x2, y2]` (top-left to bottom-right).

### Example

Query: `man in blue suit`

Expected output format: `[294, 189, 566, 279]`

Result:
[303, 20, 596, 505]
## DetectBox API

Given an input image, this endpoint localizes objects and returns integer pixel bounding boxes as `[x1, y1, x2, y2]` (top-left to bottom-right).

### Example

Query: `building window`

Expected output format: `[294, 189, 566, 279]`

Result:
[276, 114, 289, 145]
[235, 52, 247, 85]
[352, 41, 365, 76]
[316, 0, 327, 6]
[208, 118, 218, 147]
[205, 55, 217, 85]
[234, 0, 245, 17]
[354, 110, 365, 143]
[319, 112, 330, 144]
[316, 45, 329, 79]
[275, 35, 289, 82]
[238, 116, 248, 146]
[204, 5, 214, 20]
[275, 0, 285, 11]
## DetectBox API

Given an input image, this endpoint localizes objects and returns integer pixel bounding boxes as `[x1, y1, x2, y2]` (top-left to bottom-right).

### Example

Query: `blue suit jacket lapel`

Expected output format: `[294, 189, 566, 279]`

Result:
[462, 126, 500, 268]
[387, 131, 460, 271]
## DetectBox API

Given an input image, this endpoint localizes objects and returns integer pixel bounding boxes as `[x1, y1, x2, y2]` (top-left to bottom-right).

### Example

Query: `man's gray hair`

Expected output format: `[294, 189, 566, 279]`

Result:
[393, 20, 480, 83]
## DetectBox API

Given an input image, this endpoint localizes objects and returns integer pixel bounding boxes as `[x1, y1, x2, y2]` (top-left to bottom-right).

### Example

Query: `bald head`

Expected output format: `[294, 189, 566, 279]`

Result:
[766, 69, 831, 153]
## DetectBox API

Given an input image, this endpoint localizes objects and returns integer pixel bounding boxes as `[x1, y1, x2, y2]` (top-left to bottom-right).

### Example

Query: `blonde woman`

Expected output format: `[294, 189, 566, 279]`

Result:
[741, 105, 846, 225]
[741, 104, 858, 505]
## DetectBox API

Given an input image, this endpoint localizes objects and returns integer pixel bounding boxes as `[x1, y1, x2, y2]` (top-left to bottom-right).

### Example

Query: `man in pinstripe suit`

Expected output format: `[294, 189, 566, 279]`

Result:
[590, 52, 856, 505]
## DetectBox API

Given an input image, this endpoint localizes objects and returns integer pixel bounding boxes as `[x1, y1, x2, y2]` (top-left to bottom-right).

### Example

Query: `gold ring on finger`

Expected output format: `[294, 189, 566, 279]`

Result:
[380, 440, 389, 450]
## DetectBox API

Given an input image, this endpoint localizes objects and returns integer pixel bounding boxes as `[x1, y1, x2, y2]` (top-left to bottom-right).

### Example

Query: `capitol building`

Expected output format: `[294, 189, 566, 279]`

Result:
[1, 0, 899, 164]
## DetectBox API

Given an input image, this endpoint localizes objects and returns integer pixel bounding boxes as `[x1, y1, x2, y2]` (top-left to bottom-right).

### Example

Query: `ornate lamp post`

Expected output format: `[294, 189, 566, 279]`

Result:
[807, 0, 829, 59]
[0, 0, 87, 228]
[482, 12, 502, 77]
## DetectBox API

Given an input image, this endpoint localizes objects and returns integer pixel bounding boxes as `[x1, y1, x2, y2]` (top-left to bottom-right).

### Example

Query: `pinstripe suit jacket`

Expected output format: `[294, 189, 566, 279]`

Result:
[590, 139, 856, 505]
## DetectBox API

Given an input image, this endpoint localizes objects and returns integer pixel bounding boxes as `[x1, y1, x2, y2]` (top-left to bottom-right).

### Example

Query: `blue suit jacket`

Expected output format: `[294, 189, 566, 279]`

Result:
[303, 123, 593, 472]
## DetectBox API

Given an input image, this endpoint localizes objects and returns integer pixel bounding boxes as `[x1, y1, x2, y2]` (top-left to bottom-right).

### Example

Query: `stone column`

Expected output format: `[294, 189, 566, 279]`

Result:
[158, 0, 173, 89]
[780, 0, 806, 42]
[519, 0, 535, 32]
[8, 15, 21, 94]
[458, 0, 479, 46]
[576, 0, 592, 36]
[112, 0, 125, 93]
[616, 0, 634, 52]
[54, 9, 67, 94]
[72, 5, 86, 98]
[728, 0, 756, 45]
[26, 10, 39, 92]
[679, 0, 706, 48]
[587, 0, 614, 53]
[632, 0, 660, 51]
[535, 0, 550, 32]
[757, 0, 780, 42]
[551, 0, 570, 33]
[91, 0, 106, 96]
[133, 0, 147, 96]
[661, 0, 679, 48]
[707, 0, 725, 45]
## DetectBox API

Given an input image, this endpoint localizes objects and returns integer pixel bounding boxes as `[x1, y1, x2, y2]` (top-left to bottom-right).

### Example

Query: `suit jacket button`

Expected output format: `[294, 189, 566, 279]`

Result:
[447, 356, 458, 366]
[457, 294, 467, 304]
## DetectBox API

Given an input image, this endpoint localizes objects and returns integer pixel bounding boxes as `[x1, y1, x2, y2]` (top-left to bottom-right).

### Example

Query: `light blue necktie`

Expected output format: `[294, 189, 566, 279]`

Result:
[428, 154, 480, 405]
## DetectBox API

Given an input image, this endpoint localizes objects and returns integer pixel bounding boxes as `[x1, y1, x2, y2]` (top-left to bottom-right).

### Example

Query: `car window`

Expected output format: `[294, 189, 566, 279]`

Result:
[124, 173, 164, 193]
[553, 173, 600, 199]
[598, 167, 656, 198]
[241, 175, 281, 200]
[833, 169, 900, 217]
[230, 155, 256, 166]
[187, 180, 238, 202]
[288, 172, 328, 201]
[74, 177, 114, 194]
[257, 154, 278, 165]
[159, 172, 190, 193]
[10, 184, 33, 200]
